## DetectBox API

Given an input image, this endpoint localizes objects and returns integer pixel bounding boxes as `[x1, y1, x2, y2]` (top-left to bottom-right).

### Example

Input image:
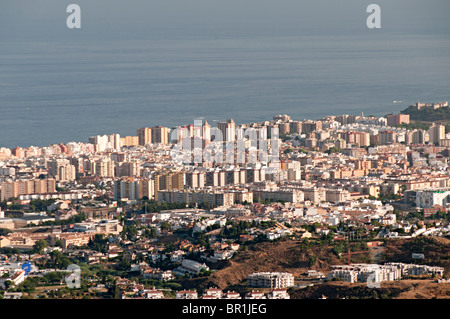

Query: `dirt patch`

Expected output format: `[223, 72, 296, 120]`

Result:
[179, 237, 449, 298]
[384, 237, 450, 276]
[390, 280, 450, 299]
[187, 239, 362, 290]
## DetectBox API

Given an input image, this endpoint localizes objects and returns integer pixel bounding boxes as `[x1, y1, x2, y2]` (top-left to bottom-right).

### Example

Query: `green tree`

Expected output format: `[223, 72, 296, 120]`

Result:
[116, 256, 131, 271]
[121, 223, 138, 240]
[33, 239, 48, 254]
[193, 232, 210, 248]
[0, 229, 12, 236]
[4, 280, 13, 290]
[54, 239, 64, 248]
[44, 271, 65, 284]
[160, 221, 171, 232]
[114, 283, 120, 299]
[88, 234, 108, 253]
[308, 255, 318, 267]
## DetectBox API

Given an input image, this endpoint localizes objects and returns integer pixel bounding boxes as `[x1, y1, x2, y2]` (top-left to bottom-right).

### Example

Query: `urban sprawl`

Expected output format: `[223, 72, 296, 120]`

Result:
[0, 102, 449, 299]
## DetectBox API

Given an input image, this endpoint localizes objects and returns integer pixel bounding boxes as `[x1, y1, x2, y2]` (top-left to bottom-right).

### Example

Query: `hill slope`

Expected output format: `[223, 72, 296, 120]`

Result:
[182, 239, 370, 291]
[401, 105, 450, 122]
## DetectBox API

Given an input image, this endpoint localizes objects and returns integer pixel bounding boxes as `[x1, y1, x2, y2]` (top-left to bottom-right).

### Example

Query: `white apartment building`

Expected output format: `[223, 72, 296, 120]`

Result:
[415, 188, 450, 208]
[267, 289, 290, 299]
[328, 263, 444, 283]
[247, 272, 294, 289]
[0, 269, 26, 289]
[174, 259, 209, 276]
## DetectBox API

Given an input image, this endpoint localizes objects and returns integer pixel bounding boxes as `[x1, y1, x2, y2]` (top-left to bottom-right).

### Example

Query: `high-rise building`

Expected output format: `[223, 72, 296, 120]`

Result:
[185, 171, 206, 189]
[11, 147, 25, 159]
[206, 170, 226, 187]
[279, 123, 291, 135]
[110, 152, 126, 163]
[202, 120, 211, 142]
[57, 164, 76, 181]
[48, 159, 76, 181]
[89, 134, 122, 152]
[301, 121, 322, 134]
[113, 178, 155, 201]
[217, 119, 236, 142]
[69, 157, 87, 175]
[120, 136, 139, 147]
[335, 115, 357, 125]
[151, 126, 169, 145]
[378, 130, 397, 145]
[95, 158, 115, 178]
[116, 161, 140, 177]
[0, 179, 56, 201]
[344, 131, 370, 147]
[412, 130, 428, 144]
[386, 114, 410, 127]
[172, 126, 191, 143]
[137, 127, 152, 146]
[289, 121, 302, 135]
[153, 171, 185, 201]
[0, 148, 12, 160]
[429, 124, 445, 145]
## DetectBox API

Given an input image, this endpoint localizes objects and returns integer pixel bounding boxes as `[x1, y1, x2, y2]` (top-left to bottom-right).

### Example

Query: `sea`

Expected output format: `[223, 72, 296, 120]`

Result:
[0, 1, 449, 149]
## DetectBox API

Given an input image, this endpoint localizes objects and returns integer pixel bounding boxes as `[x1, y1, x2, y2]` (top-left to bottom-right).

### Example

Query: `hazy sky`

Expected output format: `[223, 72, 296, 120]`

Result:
[1, 0, 449, 40]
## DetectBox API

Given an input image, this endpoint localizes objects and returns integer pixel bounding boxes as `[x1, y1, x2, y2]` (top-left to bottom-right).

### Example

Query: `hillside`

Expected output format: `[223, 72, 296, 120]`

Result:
[178, 237, 450, 299]
[180, 239, 370, 291]
[401, 105, 450, 122]
[383, 237, 450, 276]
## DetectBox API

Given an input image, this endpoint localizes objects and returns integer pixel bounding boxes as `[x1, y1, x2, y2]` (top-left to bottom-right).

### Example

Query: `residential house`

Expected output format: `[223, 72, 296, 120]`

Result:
[176, 290, 198, 299]
[267, 289, 290, 299]
[202, 287, 223, 299]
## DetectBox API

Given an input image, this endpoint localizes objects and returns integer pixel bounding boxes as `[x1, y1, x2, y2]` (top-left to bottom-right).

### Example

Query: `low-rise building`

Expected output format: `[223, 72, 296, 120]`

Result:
[202, 287, 223, 299]
[174, 259, 209, 276]
[247, 272, 294, 289]
[245, 290, 267, 299]
[267, 289, 290, 299]
[176, 290, 198, 299]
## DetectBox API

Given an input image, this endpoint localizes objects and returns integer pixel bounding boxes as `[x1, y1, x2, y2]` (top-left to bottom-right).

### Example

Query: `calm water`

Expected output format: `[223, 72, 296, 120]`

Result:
[1, 3, 450, 148]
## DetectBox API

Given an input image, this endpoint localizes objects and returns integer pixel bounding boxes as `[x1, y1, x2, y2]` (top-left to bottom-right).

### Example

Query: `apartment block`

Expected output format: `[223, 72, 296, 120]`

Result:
[247, 272, 294, 289]
[386, 114, 410, 127]
[0, 179, 56, 201]
[113, 178, 155, 201]
[252, 189, 304, 203]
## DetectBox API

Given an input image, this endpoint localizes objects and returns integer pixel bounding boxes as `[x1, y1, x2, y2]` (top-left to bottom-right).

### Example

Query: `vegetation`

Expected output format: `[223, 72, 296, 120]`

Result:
[217, 220, 276, 241]
[33, 239, 48, 254]
[1, 187, 449, 300]
[290, 282, 405, 299]
[0, 229, 12, 236]
[324, 147, 341, 154]
[40, 212, 87, 226]
[29, 199, 57, 212]
[88, 234, 109, 253]
[401, 105, 450, 123]
[140, 200, 193, 213]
